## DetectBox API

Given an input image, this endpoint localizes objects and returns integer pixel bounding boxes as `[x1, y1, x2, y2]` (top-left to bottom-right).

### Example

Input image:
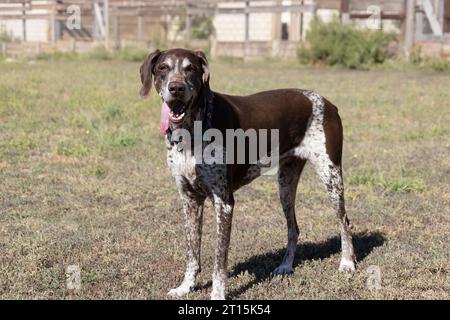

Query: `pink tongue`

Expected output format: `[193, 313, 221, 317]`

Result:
[160, 102, 170, 134]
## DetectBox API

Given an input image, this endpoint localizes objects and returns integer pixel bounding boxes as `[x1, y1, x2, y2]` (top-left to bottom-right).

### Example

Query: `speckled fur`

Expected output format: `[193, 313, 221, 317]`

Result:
[166, 91, 356, 299]
[141, 49, 355, 300]
[293, 90, 355, 272]
[166, 134, 233, 299]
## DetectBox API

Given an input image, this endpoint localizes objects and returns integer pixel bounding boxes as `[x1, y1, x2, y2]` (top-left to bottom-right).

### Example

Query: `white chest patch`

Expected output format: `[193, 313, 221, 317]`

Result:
[167, 144, 197, 183]
[166, 139, 228, 198]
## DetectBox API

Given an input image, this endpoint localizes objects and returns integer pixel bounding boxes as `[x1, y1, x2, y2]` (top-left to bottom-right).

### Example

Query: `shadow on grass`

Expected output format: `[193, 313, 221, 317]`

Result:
[196, 230, 385, 298]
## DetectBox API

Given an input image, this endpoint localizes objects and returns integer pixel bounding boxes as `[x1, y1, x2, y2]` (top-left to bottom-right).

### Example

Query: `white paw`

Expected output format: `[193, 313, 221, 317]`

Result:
[210, 291, 225, 300]
[167, 285, 192, 298]
[339, 258, 356, 273]
[272, 264, 294, 276]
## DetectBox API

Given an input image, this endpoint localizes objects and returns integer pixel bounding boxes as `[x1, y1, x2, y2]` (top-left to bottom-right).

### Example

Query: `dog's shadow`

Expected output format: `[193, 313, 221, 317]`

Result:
[196, 231, 385, 298]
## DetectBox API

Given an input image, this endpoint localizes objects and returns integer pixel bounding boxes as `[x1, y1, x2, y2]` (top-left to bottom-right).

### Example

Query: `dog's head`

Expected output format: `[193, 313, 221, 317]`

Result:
[139, 48, 212, 127]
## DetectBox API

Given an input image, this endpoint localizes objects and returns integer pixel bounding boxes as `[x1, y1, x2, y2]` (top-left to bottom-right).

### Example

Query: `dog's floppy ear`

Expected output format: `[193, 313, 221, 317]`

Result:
[139, 49, 161, 98]
[194, 50, 213, 101]
[194, 50, 210, 84]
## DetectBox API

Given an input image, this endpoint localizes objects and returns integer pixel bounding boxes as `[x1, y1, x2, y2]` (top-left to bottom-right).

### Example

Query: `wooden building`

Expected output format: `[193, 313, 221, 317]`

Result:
[0, 0, 449, 58]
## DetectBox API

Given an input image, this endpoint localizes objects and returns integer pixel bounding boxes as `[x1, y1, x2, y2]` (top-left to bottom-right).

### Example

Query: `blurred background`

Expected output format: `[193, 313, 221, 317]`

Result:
[0, 0, 449, 61]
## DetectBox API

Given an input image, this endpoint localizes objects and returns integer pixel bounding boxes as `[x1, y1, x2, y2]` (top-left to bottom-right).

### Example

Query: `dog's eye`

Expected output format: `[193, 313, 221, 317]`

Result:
[158, 64, 169, 72]
[184, 65, 195, 72]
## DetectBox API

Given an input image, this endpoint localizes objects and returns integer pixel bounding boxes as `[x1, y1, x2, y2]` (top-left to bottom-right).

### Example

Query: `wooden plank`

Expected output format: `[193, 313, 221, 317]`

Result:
[187, 4, 316, 15]
[315, 0, 341, 10]
[445, 0, 450, 33]
[185, 0, 300, 4]
[350, 12, 404, 20]
[110, 7, 184, 16]
[1, 0, 31, 3]
[0, 3, 85, 11]
[0, 14, 62, 19]
[349, 0, 405, 13]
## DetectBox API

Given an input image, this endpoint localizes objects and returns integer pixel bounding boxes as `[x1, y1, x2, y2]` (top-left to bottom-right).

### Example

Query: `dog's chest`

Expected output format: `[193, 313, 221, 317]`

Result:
[167, 146, 197, 181]
[166, 141, 228, 196]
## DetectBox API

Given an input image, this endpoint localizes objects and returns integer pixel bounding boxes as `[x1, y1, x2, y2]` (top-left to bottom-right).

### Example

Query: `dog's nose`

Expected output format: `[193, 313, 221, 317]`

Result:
[168, 82, 186, 95]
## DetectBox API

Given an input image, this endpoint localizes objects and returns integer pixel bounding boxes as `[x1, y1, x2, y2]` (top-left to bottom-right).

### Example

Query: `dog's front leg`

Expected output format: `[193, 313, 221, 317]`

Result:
[168, 193, 205, 297]
[211, 193, 234, 300]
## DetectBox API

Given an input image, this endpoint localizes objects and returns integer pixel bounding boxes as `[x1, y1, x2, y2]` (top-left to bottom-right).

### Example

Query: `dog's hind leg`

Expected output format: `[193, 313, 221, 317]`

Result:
[300, 90, 355, 272]
[168, 192, 206, 297]
[311, 157, 356, 272]
[272, 158, 306, 275]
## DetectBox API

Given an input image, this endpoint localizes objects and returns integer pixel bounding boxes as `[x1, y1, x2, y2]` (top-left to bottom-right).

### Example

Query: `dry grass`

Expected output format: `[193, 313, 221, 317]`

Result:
[0, 59, 449, 299]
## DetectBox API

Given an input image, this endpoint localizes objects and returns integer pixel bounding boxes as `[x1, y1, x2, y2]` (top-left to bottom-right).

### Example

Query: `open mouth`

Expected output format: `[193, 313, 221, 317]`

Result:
[168, 102, 187, 123]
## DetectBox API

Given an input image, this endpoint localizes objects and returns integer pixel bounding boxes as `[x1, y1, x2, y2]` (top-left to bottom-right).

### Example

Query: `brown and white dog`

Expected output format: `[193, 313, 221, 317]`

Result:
[139, 48, 356, 300]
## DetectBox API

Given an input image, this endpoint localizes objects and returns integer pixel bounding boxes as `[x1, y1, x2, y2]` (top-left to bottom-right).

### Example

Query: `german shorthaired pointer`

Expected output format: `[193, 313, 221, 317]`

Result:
[139, 48, 356, 300]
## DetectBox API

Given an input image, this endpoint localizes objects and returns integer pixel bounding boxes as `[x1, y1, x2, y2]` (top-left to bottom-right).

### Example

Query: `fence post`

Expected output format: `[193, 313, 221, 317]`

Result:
[244, 1, 250, 58]
[289, 0, 301, 41]
[340, 0, 350, 24]
[22, 1, 27, 42]
[137, 15, 143, 41]
[404, 0, 416, 57]
[104, 0, 109, 47]
[113, 14, 119, 45]
[271, 0, 282, 57]
[51, 12, 56, 47]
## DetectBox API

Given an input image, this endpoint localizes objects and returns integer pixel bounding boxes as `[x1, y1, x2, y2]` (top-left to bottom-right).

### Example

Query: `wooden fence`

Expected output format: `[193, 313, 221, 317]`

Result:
[1, 0, 450, 59]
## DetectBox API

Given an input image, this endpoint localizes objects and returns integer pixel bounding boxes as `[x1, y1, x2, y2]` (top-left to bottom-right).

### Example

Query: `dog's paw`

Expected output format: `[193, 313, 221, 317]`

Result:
[167, 285, 192, 298]
[271, 264, 294, 276]
[339, 258, 356, 273]
[210, 291, 225, 300]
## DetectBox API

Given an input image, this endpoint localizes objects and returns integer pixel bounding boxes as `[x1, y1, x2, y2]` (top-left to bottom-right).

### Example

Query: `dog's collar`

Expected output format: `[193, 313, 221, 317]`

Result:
[204, 99, 214, 131]
[166, 98, 214, 150]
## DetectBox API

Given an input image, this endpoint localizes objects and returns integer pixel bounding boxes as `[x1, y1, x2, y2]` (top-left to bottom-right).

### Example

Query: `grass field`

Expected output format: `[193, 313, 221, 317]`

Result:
[0, 59, 449, 299]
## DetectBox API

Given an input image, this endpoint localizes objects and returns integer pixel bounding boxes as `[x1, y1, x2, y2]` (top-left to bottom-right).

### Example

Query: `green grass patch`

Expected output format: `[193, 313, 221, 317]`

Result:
[0, 137, 36, 151]
[402, 127, 447, 141]
[103, 106, 123, 121]
[36, 51, 80, 61]
[85, 165, 108, 179]
[429, 59, 450, 72]
[56, 141, 91, 157]
[87, 45, 113, 61]
[349, 172, 424, 193]
[377, 177, 424, 193]
[107, 132, 137, 148]
[36, 45, 149, 63]
[112, 46, 148, 62]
